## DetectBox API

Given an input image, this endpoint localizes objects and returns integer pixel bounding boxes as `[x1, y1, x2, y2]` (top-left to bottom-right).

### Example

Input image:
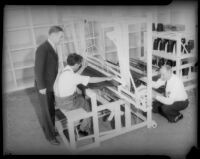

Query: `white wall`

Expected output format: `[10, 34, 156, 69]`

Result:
[156, 1, 197, 34]
[56, 6, 151, 21]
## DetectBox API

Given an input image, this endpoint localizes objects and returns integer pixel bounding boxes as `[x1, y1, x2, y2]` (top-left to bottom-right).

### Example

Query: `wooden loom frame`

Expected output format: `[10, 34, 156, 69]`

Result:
[55, 13, 158, 152]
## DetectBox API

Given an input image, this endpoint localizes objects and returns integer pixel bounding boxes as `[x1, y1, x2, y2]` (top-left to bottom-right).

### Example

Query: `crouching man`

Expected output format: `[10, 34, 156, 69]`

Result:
[54, 53, 114, 135]
[152, 65, 189, 123]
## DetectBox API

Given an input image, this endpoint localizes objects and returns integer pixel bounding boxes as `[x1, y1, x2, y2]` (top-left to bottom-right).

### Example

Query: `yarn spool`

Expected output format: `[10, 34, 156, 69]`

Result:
[152, 23, 156, 31]
[153, 38, 161, 50]
[159, 39, 167, 51]
[167, 40, 176, 53]
[157, 23, 164, 32]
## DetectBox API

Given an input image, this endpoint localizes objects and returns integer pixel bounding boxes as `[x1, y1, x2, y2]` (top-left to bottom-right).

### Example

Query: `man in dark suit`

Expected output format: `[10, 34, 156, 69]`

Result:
[34, 26, 64, 145]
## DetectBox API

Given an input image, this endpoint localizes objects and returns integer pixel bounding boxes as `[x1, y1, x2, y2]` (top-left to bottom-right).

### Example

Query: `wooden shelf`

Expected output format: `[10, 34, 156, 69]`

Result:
[4, 6, 61, 93]
[16, 78, 34, 88]
[152, 31, 182, 40]
[3, 70, 16, 92]
[182, 73, 197, 82]
[152, 50, 176, 60]
[6, 26, 31, 32]
[14, 64, 34, 70]
[180, 52, 196, 59]
[33, 23, 59, 29]
[3, 81, 17, 93]
[10, 45, 35, 52]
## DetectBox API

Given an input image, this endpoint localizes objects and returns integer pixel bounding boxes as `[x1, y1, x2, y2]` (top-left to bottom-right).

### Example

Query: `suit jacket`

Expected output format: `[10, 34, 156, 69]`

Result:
[34, 40, 58, 92]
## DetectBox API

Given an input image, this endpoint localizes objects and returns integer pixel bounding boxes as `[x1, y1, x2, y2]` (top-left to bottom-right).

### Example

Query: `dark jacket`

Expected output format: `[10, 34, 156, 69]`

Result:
[34, 40, 58, 92]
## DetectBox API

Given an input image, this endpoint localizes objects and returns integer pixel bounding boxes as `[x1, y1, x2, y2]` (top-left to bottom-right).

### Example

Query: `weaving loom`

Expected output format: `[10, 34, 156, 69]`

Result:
[55, 16, 161, 151]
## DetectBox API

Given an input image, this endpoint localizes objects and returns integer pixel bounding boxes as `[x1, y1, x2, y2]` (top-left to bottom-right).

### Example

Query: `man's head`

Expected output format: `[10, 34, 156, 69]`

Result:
[67, 53, 83, 72]
[48, 26, 64, 45]
[159, 65, 172, 81]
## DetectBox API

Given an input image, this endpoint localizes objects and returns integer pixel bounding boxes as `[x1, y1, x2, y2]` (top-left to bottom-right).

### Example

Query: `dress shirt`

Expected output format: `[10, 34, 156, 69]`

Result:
[155, 74, 188, 105]
[55, 65, 90, 97]
[48, 39, 57, 52]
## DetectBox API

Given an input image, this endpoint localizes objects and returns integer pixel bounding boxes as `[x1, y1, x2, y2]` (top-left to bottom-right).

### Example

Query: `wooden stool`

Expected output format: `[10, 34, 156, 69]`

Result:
[55, 108, 100, 151]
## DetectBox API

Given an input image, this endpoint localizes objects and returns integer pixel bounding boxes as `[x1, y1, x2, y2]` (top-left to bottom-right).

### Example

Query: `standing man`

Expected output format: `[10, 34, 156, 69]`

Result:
[152, 65, 189, 123]
[34, 26, 64, 145]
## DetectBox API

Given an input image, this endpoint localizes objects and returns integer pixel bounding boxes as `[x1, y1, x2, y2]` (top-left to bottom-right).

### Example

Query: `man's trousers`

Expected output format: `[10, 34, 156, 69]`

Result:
[152, 99, 189, 122]
[35, 82, 56, 141]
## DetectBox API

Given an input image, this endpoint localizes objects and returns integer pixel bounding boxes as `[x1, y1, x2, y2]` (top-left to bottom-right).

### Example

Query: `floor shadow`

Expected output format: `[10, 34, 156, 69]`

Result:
[24, 87, 43, 127]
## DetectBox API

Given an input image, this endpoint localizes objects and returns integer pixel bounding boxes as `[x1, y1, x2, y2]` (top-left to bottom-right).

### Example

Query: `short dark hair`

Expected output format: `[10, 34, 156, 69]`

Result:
[48, 26, 63, 35]
[67, 53, 83, 66]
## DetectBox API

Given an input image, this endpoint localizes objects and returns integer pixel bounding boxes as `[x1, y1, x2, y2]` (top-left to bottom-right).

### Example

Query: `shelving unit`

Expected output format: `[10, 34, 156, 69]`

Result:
[3, 6, 60, 93]
[152, 31, 197, 90]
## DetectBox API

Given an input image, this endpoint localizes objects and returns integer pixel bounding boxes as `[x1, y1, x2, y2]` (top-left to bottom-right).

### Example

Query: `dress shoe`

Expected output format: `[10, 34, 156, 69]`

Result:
[50, 138, 60, 145]
[174, 114, 183, 123]
[169, 114, 183, 123]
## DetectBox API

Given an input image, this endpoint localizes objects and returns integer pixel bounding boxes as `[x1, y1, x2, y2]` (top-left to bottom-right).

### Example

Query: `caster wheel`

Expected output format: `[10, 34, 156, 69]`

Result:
[151, 121, 157, 128]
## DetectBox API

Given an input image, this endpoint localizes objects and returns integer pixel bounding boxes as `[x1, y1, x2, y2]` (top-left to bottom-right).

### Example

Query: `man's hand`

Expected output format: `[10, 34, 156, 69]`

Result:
[39, 88, 46, 94]
[82, 59, 88, 68]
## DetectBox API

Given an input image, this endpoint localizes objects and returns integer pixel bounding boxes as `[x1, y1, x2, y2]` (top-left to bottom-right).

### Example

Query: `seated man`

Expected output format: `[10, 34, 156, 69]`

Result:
[152, 65, 189, 123]
[54, 53, 114, 135]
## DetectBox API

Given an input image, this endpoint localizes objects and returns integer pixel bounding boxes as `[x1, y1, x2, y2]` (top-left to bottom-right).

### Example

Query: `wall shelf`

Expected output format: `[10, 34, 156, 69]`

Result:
[33, 23, 60, 29]
[3, 6, 60, 93]
[6, 26, 31, 32]
[10, 46, 35, 52]
[152, 31, 197, 90]
[14, 65, 34, 70]
[153, 50, 176, 60]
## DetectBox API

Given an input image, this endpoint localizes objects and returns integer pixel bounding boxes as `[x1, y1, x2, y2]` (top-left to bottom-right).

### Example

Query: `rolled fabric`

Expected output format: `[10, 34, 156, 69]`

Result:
[152, 23, 156, 31]
[152, 57, 157, 65]
[188, 40, 194, 51]
[159, 39, 168, 51]
[153, 38, 161, 50]
[157, 23, 164, 32]
[167, 40, 176, 53]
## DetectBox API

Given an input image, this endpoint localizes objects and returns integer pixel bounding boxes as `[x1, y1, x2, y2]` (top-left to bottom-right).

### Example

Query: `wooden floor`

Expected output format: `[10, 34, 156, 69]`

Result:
[3, 87, 197, 158]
